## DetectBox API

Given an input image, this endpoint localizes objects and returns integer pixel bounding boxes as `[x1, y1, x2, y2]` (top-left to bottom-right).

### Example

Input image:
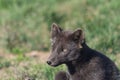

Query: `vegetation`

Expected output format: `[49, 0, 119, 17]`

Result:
[0, 0, 120, 80]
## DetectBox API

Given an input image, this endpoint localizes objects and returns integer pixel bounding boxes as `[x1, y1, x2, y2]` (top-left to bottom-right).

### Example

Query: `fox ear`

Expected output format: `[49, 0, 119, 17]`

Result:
[51, 23, 62, 38]
[72, 29, 84, 43]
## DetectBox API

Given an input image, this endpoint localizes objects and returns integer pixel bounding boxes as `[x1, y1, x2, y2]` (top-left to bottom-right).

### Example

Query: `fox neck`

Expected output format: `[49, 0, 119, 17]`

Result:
[66, 43, 93, 75]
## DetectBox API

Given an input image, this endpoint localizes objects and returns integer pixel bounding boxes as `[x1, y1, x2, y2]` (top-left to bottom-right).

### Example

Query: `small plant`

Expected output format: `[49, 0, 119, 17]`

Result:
[0, 60, 11, 69]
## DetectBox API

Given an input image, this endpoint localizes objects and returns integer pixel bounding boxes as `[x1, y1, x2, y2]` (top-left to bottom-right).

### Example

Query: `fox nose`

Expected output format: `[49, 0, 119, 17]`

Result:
[47, 61, 52, 65]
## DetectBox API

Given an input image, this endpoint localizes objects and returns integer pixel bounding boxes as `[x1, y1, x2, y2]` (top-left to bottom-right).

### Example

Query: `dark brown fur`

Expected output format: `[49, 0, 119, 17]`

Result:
[47, 23, 120, 80]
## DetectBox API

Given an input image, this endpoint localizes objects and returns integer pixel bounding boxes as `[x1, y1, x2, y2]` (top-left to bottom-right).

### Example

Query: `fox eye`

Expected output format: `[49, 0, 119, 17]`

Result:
[63, 49, 67, 52]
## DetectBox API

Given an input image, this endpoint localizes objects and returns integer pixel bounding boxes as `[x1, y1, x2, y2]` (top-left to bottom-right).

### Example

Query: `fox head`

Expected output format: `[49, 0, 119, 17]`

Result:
[47, 23, 85, 67]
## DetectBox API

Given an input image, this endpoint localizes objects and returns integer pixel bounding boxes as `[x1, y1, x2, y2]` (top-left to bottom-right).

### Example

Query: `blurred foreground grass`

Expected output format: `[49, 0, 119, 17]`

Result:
[0, 51, 119, 80]
[0, 0, 120, 80]
[0, 52, 66, 80]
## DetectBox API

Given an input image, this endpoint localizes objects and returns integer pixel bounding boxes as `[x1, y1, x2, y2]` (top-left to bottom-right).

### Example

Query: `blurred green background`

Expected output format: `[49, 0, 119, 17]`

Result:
[0, 0, 120, 80]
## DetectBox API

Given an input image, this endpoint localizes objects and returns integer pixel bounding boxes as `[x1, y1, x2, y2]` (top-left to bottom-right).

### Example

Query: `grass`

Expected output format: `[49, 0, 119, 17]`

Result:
[0, 0, 120, 79]
[0, 53, 66, 80]
[0, 0, 119, 54]
[0, 0, 120, 53]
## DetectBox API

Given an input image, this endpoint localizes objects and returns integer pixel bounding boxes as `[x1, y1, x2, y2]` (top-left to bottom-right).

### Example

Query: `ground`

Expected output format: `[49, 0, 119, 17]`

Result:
[0, 51, 119, 80]
[0, 51, 50, 80]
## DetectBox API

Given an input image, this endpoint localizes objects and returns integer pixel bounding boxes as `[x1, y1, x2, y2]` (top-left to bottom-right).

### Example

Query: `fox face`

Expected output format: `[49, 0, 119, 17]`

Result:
[47, 23, 85, 67]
